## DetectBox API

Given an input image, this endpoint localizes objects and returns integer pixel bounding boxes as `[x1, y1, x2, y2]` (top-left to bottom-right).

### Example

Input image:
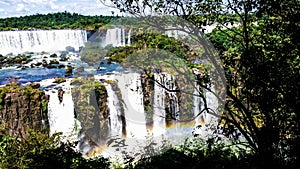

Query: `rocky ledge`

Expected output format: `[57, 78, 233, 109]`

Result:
[0, 83, 49, 138]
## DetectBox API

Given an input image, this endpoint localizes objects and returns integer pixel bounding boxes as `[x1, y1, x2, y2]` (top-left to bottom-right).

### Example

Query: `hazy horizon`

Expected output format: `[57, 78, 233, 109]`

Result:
[0, 0, 121, 18]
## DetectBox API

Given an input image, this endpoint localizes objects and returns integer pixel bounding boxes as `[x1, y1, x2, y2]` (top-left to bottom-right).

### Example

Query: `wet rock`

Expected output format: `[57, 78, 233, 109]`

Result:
[72, 80, 110, 153]
[65, 66, 73, 77]
[58, 88, 64, 103]
[58, 64, 65, 68]
[30, 82, 41, 89]
[76, 67, 84, 72]
[46, 64, 57, 69]
[0, 85, 49, 138]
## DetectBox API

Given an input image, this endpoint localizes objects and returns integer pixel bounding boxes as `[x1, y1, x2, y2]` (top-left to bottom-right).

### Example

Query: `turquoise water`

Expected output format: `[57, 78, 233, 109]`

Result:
[0, 61, 120, 86]
[0, 68, 65, 85]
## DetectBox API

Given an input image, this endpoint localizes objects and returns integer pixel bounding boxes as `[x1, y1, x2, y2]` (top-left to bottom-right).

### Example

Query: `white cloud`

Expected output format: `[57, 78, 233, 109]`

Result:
[0, 8, 4, 12]
[16, 3, 25, 11]
[0, 0, 10, 5]
[0, 0, 116, 18]
[49, 1, 60, 10]
[22, 0, 49, 3]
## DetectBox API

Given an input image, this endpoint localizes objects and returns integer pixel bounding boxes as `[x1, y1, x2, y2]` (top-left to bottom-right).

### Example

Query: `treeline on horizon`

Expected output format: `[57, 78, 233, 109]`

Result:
[0, 11, 120, 31]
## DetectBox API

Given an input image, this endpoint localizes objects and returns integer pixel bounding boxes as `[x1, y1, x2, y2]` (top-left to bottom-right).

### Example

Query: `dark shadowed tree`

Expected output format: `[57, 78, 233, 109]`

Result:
[100, 0, 300, 168]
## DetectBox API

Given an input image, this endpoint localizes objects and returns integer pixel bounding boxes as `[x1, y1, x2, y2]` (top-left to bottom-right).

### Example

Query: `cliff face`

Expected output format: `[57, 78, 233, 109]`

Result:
[0, 83, 49, 138]
[140, 71, 155, 131]
[71, 78, 109, 149]
[110, 80, 127, 138]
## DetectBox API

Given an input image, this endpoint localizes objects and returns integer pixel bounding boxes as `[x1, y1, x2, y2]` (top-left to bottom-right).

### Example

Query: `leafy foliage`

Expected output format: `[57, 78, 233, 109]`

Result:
[71, 78, 110, 155]
[106, 32, 200, 66]
[0, 130, 110, 169]
[103, 0, 300, 168]
[0, 12, 119, 30]
[53, 77, 67, 84]
[79, 41, 106, 66]
[124, 137, 255, 169]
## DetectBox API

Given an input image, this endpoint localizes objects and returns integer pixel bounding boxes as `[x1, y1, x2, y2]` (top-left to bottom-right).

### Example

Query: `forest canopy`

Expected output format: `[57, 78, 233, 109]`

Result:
[0, 11, 119, 30]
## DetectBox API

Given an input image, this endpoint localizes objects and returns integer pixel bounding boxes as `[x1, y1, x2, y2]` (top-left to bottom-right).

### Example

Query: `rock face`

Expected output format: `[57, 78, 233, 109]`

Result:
[140, 71, 155, 131]
[71, 78, 109, 153]
[0, 83, 49, 138]
[58, 88, 64, 103]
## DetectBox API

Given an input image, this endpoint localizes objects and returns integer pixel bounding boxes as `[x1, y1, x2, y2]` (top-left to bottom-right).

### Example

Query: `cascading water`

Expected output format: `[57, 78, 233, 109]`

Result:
[192, 84, 219, 137]
[152, 73, 167, 135]
[152, 72, 181, 136]
[152, 72, 194, 145]
[104, 83, 124, 138]
[193, 85, 203, 127]
[1, 26, 221, 158]
[98, 70, 218, 157]
[101, 28, 131, 47]
[46, 81, 79, 142]
[111, 72, 147, 139]
[203, 86, 219, 124]
[127, 29, 131, 45]
[0, 30, 87, 55]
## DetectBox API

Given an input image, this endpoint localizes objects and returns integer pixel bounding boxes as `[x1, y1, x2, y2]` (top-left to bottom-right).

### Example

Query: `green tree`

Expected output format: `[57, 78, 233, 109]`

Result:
[0, 130, 110, 169]
[101, 0, 300, 168]
[0, 12, 119, 30]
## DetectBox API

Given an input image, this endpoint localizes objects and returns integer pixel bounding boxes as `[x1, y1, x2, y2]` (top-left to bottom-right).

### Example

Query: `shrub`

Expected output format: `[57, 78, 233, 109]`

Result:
[0, 130, 110, 169]
[50, 53, 58, 58]
[53, 77, 66, 84]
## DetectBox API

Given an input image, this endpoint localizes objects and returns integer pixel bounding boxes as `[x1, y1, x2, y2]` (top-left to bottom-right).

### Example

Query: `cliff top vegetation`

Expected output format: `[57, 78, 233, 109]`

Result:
[0, 11, 120, 30]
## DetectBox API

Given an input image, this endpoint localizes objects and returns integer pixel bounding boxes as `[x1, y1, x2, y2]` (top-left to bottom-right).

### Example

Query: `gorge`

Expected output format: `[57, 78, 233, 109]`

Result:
[0, 27, 219, 158]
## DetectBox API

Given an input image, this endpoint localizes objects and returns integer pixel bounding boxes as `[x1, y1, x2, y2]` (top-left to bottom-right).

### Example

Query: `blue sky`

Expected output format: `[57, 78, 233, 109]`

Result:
[0, 0, 120, 18]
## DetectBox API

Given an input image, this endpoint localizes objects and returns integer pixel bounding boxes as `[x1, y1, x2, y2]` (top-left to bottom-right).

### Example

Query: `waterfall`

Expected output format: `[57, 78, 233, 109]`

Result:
[46, 81, 79, 142]
[0, 30, 87, 55]
[127, 29, 131, 45]
[102, 71, 218, 140]
[101, 28, 130, 48]
[193, 85, 219, 137]
[203, 85, 218, 123]
[44, 71, 218, 157]
[98, 73, 151, 158]
[155, 73, 179, 121]
[152, 72, 178, 135]
[153, 73, 166, 126]
[104, 83, 123, 137]
[112, 72, 147, 139]
[122, 28, 126, 46]
[193, 86, 203, 126]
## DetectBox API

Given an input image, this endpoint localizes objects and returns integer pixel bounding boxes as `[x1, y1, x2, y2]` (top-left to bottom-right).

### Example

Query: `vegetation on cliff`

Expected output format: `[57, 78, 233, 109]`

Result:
[0, 131, 110, 169]
[79, 41, 107, 66]
[71, 78, 110, 155]
[0, 83, 49, 138]
[106, 32, 198, 63]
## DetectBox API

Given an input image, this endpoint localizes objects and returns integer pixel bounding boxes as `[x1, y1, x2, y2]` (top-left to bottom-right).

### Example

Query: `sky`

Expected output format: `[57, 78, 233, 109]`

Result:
[0, 0, 121, 18]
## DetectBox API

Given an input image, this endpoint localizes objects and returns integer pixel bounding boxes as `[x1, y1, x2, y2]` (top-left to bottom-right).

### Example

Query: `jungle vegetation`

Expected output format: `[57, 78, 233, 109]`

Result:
[0, 11, 119, 30]
[0, 0, 299, 168]
[102, 0, 300, 168]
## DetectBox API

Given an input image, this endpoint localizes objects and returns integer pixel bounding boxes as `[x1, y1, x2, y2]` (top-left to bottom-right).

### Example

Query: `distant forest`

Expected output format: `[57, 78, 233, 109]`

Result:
[0, 12, 119, 30]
